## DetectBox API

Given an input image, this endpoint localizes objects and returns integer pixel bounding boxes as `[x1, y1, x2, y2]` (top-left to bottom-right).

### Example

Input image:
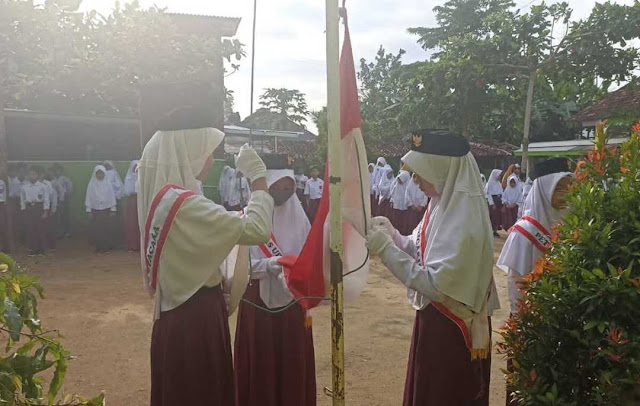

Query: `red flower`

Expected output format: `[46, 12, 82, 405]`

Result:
[608, 353, 622, 363]
[609, 328, 630, 345]
[632, 121, 640, 135]
[571, 229, 580, 241]
[530, 369, 538, 382]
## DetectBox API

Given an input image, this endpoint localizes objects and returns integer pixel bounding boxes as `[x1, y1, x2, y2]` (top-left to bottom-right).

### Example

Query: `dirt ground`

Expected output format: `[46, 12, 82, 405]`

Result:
[15, 234, 509, 405]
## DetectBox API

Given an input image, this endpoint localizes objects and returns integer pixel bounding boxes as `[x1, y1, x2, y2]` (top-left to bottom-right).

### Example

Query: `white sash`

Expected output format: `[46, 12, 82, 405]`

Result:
[144, 184, 196, 293]
[512, 215, 551, 253]
[258, 233, 284, 258]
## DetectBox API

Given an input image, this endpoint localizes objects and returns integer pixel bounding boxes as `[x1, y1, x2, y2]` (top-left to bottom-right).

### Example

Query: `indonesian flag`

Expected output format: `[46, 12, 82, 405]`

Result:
[284, 6, 370, 311]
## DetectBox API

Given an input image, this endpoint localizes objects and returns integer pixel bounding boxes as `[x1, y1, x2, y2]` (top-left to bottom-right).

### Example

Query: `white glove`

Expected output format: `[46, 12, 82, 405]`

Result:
[366, 226, 395, 256]
[266, 257, 283, 276]
[235, 144, 267, 182]
[370, 216, 395, 236]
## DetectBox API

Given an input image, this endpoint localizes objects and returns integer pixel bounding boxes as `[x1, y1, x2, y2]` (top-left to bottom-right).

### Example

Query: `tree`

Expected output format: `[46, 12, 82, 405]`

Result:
[259, 88, 309, 127]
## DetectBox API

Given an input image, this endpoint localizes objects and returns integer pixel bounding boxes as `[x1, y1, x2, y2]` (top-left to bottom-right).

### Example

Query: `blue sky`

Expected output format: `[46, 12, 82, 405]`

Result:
[80, 0, 636, 131]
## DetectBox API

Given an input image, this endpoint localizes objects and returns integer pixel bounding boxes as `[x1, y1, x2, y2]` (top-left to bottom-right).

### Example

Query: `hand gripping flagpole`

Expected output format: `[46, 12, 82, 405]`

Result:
[325, 0, 346, 404]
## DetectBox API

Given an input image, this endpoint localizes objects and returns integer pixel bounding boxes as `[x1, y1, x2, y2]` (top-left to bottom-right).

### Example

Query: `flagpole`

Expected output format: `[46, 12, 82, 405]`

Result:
[325, 0, 345, 404]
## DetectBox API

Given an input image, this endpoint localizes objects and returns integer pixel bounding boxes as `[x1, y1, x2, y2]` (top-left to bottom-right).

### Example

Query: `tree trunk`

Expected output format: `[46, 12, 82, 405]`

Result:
[521, 71, 536, 176]
[0, 100, 14, 251]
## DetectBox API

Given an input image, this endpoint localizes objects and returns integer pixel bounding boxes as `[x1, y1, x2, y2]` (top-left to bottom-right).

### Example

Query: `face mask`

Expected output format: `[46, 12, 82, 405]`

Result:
[270, 189, 294, 206]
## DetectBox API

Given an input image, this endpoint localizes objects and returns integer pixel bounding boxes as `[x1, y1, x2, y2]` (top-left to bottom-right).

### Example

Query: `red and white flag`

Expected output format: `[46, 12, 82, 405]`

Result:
[284, 5, 370, 311]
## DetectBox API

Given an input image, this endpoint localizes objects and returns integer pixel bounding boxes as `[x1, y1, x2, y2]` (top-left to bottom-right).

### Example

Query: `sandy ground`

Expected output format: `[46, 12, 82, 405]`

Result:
[14, 235, 509, 405]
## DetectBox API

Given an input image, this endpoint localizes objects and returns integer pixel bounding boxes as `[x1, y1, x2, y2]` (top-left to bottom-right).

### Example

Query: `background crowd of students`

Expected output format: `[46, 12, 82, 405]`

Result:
[483, 163, 532, 237]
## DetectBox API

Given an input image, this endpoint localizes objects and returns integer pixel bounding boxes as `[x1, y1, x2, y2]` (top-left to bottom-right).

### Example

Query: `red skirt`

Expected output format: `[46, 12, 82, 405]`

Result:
[124, 195, 140, 251]
[403, 305, 491, 406]
[370, 194, 378, 217]
[393, 208, 410, 236]
[501, 205, 518, 231]
[489, 195, 503, 231]
[151, 285, 234, 406]
[235, 282, 316, 406]
[378, 198, 392, 220]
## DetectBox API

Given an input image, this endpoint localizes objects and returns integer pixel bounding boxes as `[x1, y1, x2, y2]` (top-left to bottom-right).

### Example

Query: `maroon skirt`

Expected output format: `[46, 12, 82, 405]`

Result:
[393, 208, 410, 236]
[489, 195, 503, 231]
[501, 205, 518, 231]
[407, 207, 425, 235]
[370, 194, 378, 217]
[378, 198, 392, 220]
[235, 282, 316, 406]
[403, 305, 491, 406]
[151, 285, 234, 406]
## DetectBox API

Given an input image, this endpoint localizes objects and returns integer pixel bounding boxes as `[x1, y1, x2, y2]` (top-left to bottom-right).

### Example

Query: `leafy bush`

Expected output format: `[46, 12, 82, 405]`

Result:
[0, 253, 104, 405]
[499, 122, 640, 405]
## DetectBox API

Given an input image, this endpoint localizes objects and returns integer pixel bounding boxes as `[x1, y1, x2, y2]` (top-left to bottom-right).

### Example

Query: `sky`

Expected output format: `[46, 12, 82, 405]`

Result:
[80, 0, 637, 132]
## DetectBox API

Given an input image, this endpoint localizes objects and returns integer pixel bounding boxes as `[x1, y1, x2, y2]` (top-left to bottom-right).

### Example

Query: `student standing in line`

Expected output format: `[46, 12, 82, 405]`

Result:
[85, 165, 117, 254]
[234, 165, 316, 406]
[367, 130, 497, 406]
[372, 157, 387, 215]
[21, 166, 50, 257]
[485, 169, 504, 236]
[8, 163, 26, 244]
[123, 160, 140, 252]
[376, 166, 394, 220]
[52, 163, 73, 238]
[294, 168, 308, 213]
[501, 174, 522, 231]
[227, 170, 250, 211]
[0, 171, 8, 253]
[368, 163, 377, 216]
[218, 166, 232, 210]
[405, 172, 428, 233]
[41, 168, 58, 251]
[390, 168, 411, 235]
[303, 167, 323, 222]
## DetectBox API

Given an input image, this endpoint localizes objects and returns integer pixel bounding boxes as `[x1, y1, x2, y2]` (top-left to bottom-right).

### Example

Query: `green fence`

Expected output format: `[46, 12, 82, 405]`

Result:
[15, 160, 226, 230]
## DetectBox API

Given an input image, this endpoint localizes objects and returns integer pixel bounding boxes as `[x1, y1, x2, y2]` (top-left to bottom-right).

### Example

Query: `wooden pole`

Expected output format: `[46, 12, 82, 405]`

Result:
[521, 71, 536, 175]
[325, 0, 345, 404]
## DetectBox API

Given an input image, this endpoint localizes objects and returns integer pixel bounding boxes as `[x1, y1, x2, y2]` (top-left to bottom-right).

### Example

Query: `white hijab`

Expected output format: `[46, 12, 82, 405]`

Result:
[85, 165, 117, 211]
[372, 157, 387, 193]
[123, 160, 139, 196]
[250, 169, 311, 308]
[377, 166, 394, 200]
[368, 163, 375, 194]
[104, 160, 124, 199]
[497, 172, 573, 276]
[402, 150, 494, 313]
[502, 174, 522, 205]
[406, 176, 428, 208]
[485, 169, 503, 196]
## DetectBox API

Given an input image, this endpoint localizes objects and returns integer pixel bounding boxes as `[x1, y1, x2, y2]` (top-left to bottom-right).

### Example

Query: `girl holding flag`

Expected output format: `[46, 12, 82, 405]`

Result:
[367, 129, 498, 405]
[234, 158, 316, 406]
[138, 111, 274, 406]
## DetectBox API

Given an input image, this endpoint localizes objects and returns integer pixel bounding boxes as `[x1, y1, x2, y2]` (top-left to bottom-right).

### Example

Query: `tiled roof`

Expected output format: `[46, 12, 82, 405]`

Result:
[573, 81, 640, 123]
[166, 13, 241, 37]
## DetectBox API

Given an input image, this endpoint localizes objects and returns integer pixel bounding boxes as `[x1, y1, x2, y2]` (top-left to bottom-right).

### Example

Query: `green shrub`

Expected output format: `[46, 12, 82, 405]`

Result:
[499, 122, 640, 405]
[0, 253, 104, 406]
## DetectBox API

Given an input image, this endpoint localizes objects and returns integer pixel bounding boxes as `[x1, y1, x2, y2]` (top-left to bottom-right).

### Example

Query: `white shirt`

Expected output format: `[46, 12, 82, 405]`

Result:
[8, 177, 22, 199]
[20, 181, 50, 210]
[390, 170, 411, 211]
[295, 174, 308, 191]
[42, 180, 58, 213]
[0, 180, 6, 203]
[227, 176, 250, 207]
[304, 177, 323, 200]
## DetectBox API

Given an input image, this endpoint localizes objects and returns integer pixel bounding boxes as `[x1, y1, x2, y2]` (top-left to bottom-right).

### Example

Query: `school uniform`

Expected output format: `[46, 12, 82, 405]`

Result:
[137, 128, 274, 406]
[368, 164, 376, 216]
[123, 160, 140, 252]
[304, 177, 323, 222]
[501, 175, 522, 231]
[295, 173, 308, 212]
[368, 130, 498, 406]
[227, 174, 250, 212]
[371, 157, 387, 215]
[0, 180, 8, 252]
[405, 178, 428, 233]
[497, 171, 572, 406]
[218, 166, 233, 209]
[85, 165, 117, 253]
[390, 170, 411, 235]
[21, 181, 50, 254]
[56, 174, 73, 237]
[42, 180, 58, 250]
[235, 169, 316, 406]
[485, 169, 504, 232]
[8, 177, 24, 244]
[376, 167, 394, 220]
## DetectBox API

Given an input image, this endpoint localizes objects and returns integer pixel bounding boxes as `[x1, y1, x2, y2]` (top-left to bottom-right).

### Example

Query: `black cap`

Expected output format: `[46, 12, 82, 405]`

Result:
[409, 129, 470, 157]
[261, 154, 294, 170]
[531, 157, 570, 180]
